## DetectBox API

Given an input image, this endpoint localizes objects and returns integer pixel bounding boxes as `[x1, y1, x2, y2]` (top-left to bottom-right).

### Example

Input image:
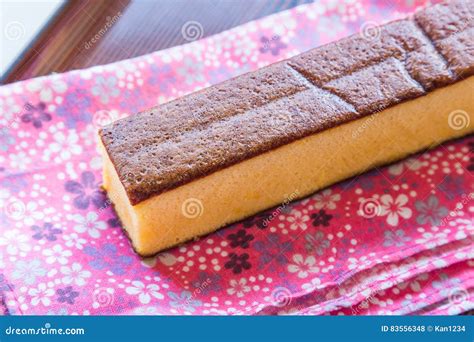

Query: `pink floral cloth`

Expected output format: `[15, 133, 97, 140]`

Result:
[0, 0, 472, 315]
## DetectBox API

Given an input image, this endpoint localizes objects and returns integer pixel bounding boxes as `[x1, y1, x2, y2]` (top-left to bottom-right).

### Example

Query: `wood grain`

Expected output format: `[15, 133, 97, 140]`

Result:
[3, 0, 313, 84]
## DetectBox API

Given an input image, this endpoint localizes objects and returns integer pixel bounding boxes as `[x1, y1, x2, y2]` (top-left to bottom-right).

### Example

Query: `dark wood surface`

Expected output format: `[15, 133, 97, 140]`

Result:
[3, 0, 313, 84]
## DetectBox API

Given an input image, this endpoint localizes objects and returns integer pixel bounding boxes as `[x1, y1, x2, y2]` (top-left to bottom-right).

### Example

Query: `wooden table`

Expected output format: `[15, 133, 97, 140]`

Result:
[3, 0, 313, 84]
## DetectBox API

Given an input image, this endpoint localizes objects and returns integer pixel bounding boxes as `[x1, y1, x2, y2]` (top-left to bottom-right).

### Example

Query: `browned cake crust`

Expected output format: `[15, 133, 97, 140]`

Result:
[99, 0, 474, 205]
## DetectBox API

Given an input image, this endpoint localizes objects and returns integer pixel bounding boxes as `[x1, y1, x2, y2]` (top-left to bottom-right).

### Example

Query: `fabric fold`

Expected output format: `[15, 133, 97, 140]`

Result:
[256, 238, 473, 315]
[332, 260, 473, 315]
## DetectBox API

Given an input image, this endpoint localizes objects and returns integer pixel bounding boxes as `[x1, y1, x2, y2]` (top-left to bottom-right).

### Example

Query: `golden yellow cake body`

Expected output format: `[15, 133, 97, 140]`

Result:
[102, 77, 473, 256]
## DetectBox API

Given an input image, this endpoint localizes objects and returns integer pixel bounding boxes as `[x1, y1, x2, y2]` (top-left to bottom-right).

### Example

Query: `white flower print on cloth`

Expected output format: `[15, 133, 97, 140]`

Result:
[313, 189, 341, 210]
[79, 124, 99, 146]
[63, 232, 87, 250]
[361, 268, 401, 290]
[0, 229, 31, 255]
[177, 57, 205, 85]
[227, 278, 251, 298]
[347, 255, 373, 271]
[230, 36, 258, 57]
[379, 194, 412, 226]
[125, 281, 164, 304]
[396, 273, 429, 292]
[60, 262, 91, 286]
[26, 76, 67, 103]
[115, 63, 143, 89]
[286, 209, 310, 231]
[414, 228, 449, 249]
[11, 259, 46, 285]
[9, 151, 32, 170]
[288, 254, 319, 279]
[22, 201, 45, 226]
[0, 96, 21, 124]
[133, 306, 161, 315]
[388, 158, 424, 176]
[91, 76, 120, 104]
[71, 212, 107, 238]
[450, 218, 474, 240]
[43, 244, 72, 265]
[28, 283, 55, 306]
[44, 129, 82, 163]
[301, 277, 323, 291]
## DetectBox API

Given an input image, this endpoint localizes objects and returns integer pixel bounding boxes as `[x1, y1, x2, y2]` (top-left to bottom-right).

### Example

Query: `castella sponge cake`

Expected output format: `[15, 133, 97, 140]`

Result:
[99, 0, 474, 256]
